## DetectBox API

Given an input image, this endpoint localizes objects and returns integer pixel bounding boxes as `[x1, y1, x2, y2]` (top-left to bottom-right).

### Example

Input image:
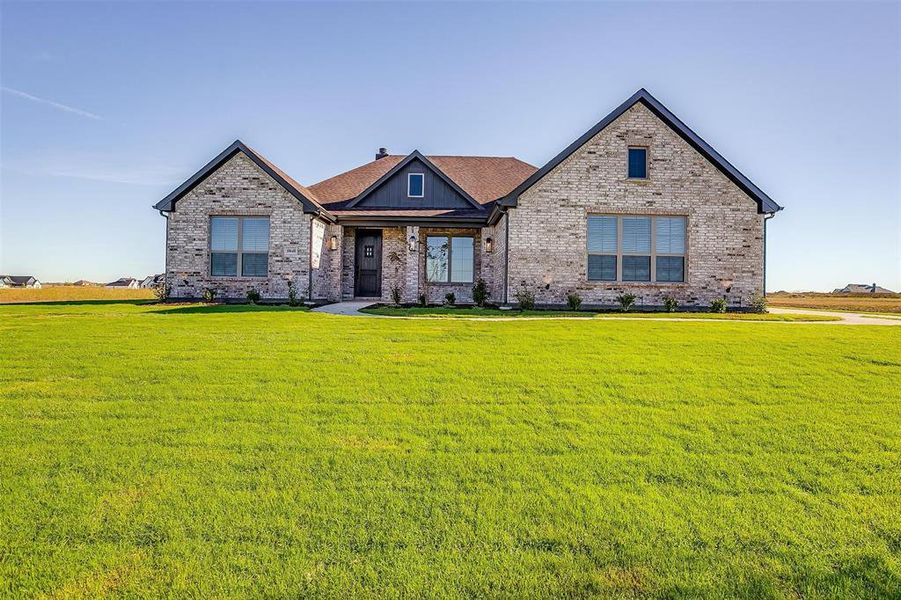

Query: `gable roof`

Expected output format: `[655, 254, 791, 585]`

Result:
[345, 150, 482, 210]
[309, 154, 536, 208]
[499, 88, 782, 215]
[154, 140, 331, 219]
[0, 275, 36, 285]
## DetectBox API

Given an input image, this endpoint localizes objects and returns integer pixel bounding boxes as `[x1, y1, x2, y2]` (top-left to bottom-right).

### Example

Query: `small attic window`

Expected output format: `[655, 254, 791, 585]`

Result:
[408, 173, 424, 198]
[628, 147, 647, 179]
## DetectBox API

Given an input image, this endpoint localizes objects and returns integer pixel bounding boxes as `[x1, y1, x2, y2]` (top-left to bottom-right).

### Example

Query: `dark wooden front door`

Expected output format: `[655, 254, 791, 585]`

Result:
[354, 230, 382, 297]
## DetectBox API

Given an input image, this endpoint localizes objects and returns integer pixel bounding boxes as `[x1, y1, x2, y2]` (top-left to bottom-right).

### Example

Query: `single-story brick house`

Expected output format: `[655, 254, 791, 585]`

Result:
[154, 89, 782, 308]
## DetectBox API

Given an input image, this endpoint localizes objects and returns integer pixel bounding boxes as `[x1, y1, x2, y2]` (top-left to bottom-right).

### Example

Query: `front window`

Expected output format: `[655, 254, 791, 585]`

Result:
[408, 173, 424, 198]
[628, 147, 647, 179]
[210, 216, 270, 277]
[587, 215, 685, 282]
[426, 236, 474, 283]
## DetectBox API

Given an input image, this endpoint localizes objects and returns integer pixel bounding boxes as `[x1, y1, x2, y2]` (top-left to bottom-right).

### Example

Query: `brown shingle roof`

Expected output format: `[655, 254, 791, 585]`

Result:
[309, 155, 536, 208]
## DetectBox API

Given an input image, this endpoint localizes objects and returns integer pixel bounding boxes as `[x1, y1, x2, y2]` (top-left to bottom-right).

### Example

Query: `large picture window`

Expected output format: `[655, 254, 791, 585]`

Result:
[426, 235, 474, 283]
[210, 216, 270, 277]
[587, 215, 685, 283]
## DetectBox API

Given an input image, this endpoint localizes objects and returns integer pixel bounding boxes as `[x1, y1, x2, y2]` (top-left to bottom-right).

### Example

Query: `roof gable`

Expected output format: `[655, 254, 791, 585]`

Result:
[501, 89, 782, 215]
[153, 140, 331, 218]
[346, 151, 482, 210]
[308, 155, 535, 208]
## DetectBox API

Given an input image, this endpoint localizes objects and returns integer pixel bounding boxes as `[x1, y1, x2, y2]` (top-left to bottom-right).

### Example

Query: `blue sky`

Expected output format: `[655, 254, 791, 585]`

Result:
[1, 1, 898, 291]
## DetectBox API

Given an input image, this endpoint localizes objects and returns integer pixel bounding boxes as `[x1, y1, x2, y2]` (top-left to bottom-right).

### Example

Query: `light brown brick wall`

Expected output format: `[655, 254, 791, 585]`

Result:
[165, 153, 311, 300]
[508, 102, 765, 308]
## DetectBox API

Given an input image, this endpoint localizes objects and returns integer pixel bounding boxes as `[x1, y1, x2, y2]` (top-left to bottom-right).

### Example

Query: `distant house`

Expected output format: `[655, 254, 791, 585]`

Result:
[106, 277, 141, 289]
[0, 275, 41, 288]
[833, 283, 895, 294]
[140, 274, 164, 288]
[73, 280, 100, 287]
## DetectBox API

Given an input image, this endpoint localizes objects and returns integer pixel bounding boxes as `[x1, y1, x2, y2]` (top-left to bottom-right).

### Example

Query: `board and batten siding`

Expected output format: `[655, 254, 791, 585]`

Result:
[355, 158, 473, 210]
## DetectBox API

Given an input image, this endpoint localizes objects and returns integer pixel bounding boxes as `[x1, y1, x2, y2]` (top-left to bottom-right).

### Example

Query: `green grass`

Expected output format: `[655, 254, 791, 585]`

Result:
[362, 305, 839, 321]
[1, 302, 899, 598]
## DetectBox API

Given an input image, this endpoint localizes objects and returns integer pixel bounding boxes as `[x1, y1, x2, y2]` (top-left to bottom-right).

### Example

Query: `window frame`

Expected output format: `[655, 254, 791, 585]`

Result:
[586, 214, 686, 284]
[627, 146, 648, 180]
[425, 234, 475, 284]
[209, 215, 270, 279]
[407, 172, 425, 198]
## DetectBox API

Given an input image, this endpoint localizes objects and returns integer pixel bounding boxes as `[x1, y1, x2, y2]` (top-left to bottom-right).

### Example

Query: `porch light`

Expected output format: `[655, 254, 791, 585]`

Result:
[408, 235, 417, 252]
[329, 235, 338, 251]
[485, 237, 493, 253]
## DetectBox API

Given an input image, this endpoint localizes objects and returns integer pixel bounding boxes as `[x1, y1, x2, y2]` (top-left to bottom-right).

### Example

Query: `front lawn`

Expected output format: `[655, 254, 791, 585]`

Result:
[362, 305, 839, 321]
[1, 302, 898, 597]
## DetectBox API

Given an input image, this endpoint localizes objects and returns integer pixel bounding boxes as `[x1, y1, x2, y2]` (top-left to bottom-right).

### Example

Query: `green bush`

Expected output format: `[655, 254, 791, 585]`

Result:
[202, 288, 217, 303]
[566, 292, 582, 311]
[751, 294, 768, 314]
[152, 281, 170, 302]
[287, 280, 299, 306]
[472, 279, 489, 307]
[663, 296, 678, 312]
[391, 286, 402, 306]
[246, 289, 261, 305]
[710, 297, 727, 313]
[514, 287, 535, 310]
[445, 292, 456, 306]
[617, 293, 636, 312]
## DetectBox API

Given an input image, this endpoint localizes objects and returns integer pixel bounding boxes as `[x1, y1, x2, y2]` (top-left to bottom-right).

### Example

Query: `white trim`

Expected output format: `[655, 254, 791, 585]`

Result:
[407, 173, 425, 198]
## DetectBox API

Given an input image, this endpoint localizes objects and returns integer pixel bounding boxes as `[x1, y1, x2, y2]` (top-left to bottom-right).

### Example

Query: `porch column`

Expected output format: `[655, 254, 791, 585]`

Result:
[404, 225, 420, 303]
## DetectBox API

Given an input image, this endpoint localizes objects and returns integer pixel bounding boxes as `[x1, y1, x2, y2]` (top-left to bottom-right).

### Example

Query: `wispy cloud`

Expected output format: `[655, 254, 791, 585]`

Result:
[1, 86, 102, 120]
[2, 162, 184, 187]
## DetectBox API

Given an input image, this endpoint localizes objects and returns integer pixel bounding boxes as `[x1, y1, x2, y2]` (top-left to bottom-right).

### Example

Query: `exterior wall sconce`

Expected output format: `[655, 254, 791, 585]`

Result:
[408, 235, 417, 252]
[485, 237, 493, 253]
[329, 235, 338, 251]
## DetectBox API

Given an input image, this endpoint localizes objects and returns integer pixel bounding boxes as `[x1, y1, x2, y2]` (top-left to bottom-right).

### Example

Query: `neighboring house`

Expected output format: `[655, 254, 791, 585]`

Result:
[141, 274, 165, 288]
[833, 283, 896, 294]
[106, 277, 141, 289]
[73, 280, 100, 287]
[0, 275, 41, 288]
[154, 89, 782, 307]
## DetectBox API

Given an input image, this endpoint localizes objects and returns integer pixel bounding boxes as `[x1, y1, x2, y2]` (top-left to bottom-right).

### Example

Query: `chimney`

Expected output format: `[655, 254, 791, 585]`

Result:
[375, 147, 388, 160]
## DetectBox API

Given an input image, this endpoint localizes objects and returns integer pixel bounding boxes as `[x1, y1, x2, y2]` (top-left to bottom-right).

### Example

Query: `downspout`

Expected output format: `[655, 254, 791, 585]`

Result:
[503, 209, 510, 305]
[159, 210, 169, 298]
[763, 212, 775, 297]
[308, 216, 314, 302]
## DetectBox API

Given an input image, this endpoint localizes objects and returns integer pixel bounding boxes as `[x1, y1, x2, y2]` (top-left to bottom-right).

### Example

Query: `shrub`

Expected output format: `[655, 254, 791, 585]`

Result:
[566, 292, 582, 311]
[202, 288, 217, 303]
[287, 280, 299, 306]
[152, 281, 170, 302]
[617, 293, 636, 312]
[750, 294, 768, 314]
[472, 279, 489, 307]
[445, 292, 456, 306]
[246, 288, 261, 305]
[514, 287, 535, 310]
[418, 293, 427, 307]
[663, 295, 678, 312]
[391, 285, 402, 306]
[710, 297, 727, 313]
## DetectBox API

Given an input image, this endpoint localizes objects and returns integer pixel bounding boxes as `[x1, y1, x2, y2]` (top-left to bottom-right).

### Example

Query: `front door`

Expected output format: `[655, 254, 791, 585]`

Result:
[354, 230, 382, 297]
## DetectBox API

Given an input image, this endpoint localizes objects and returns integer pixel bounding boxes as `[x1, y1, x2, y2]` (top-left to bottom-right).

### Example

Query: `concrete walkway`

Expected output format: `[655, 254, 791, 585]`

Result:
[767, 307, 901, 325]
[312, 301, 901, 325]
[311, 300, 379, 316]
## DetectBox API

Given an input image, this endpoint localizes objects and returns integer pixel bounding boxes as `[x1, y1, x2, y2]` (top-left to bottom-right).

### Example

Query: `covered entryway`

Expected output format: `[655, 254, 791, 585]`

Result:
[354, 229, 382, 297]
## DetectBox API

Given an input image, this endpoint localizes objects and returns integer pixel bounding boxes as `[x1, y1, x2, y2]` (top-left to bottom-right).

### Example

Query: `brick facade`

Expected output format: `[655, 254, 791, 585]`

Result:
[164, 102, 768, 307]
[507, 102, 765, 308]
[165, 153, 312, 301]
